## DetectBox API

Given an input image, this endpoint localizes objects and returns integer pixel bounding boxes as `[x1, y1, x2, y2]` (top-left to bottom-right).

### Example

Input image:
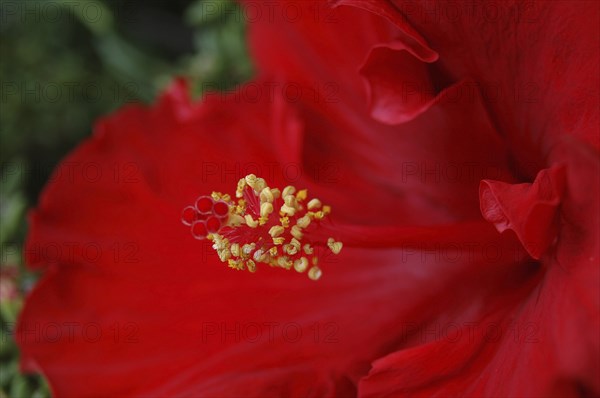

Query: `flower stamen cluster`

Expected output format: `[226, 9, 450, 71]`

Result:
[182, 174, 342, 280]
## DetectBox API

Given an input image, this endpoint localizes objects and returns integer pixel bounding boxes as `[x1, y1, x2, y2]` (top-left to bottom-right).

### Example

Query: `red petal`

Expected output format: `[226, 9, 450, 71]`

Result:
[16, 78, 515, 396]
[480, 165, 565, 259]
[359, 136, 600, 398]
[247, 1, 512, 225]
[360, 41, 436, 124]
[344, 0, 600, 178]
[329, 0, 438, 62]
[301, 79, 514, 225]
[248, 1, 400, 102]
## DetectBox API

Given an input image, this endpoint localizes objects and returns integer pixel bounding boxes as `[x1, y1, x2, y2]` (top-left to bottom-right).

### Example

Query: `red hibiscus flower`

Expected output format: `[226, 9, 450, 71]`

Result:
[16, 1, 599, 397]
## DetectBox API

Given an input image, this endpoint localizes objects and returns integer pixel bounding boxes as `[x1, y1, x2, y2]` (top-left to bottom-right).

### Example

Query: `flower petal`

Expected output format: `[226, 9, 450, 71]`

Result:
[302, 79, 514, 226]
[247, 0, 398, 102]
[17, 79, 515, 397]
[359, 42, 437, 124]
[345, 0, 600, 178]
[329, 0, 438, 62]
[359, 248, 599, 397]
[359, 137, 600, 398]
[480, 165, 565, 259]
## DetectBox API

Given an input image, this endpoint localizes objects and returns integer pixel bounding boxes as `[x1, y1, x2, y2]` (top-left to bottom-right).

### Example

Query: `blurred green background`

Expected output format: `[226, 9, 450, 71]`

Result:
[0, 0, 252, 396]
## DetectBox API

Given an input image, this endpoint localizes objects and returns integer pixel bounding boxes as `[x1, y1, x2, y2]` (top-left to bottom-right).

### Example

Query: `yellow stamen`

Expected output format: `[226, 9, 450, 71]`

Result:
[227, 214, 245, 227]
[303, 243, 314, 255]
[294, 257, 309, 273]
[185, 174, 342, 281]
[271, 188, 281, 199]
[269, 225, 285, 238]
[308, 266, 322, 280]
[280, 203, 297, 216]
[327, 238, 343, 255]
[297, 215, 311, 228]
[282, 185, 296, 198]
[290, 238, 301, 250]
[244, 214, 259, 228]
[245, 174, 258, 189]
[296, 189, 308, 202]
[260, 202, 274, 218]
[284, 244, 298, 256]
[307, 198, 322, 210]
[280, 216, 290, 228]
[230, 243, 240, 257]
[242, 243, 255, 256]
[290, 225, 304, 240]
[236, 178, 246, 198]
[260, 187, 274, 203]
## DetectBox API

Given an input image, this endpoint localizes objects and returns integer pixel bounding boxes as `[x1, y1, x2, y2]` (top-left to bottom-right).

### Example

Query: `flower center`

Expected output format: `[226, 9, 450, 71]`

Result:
[181, 174, 343, 280]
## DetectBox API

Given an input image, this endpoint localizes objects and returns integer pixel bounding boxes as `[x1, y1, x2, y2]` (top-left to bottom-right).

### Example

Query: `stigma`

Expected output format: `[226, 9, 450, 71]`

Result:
[181, 175, 343, 280]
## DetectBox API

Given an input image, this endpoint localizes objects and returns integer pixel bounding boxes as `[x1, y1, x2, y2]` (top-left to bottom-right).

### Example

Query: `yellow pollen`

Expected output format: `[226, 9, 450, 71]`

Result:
[277, 256, 292, 269]
[211, 192, 231, 201]
[296, 189, 308, 202]
[230, 243, 240, 257]
[282, 185, 296, 198]
[308, 266, 322, 280]
[307, 198, 322, 210]
[327, 238, 343, 255]
[260, 187, 274, 203]
[253, 249, 264, 262]
[297, 215, 311, 228]
[235, 200, 246, 214]
[244, 174, 258, 189]
[303, 244, 314, 255]
[269, 225, 285, 238]
[284, 244, 298, 256]
[228, 214, 244, 227]
[186, 175, 342, 281]
[294, 257, 309, 273]
[254, 178, 267, 193]
[284, 195, 297, 208]
[244, 214, 259, 228]
[236, 179, 246, 198]
[313, 211, 325, 220]
[228, 259, 243, 270]
[280, 203, 297, 216]
[290, 225, 304, 240]
[242, 243, 255, 256]
[218, 250, 230, 262]
[260, 202, 274, 218]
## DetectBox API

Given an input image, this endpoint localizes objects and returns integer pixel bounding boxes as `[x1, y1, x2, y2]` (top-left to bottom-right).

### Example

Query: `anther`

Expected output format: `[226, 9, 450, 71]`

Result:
[307, 198, 322, 210]
[245, 214, 259, 228]
[182, 175, 342, 280]
[308, 266, 322, 281]
[327, 238, 343, 254]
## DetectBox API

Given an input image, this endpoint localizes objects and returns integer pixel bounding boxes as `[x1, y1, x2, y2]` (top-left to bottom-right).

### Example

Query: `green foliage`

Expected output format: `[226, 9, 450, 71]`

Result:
[0, 0, 252, 396]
